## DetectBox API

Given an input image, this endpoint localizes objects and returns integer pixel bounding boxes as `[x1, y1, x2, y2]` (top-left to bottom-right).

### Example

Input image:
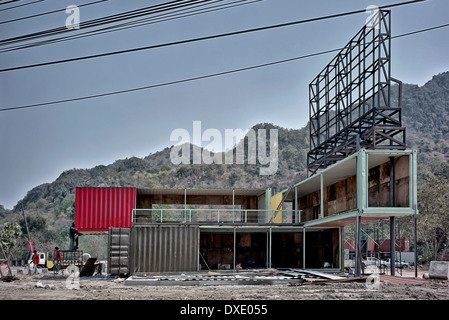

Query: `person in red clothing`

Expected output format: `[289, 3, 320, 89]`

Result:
[54, 247, 62, 273]
[30, 250, 39, 274]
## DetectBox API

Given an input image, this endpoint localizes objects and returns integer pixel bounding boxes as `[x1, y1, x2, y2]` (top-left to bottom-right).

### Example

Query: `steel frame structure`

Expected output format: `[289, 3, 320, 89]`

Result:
[307, 10, 405, 176]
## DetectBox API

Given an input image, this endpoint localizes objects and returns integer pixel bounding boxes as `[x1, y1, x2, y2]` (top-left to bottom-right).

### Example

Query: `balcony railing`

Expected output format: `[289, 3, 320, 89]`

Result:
[132, 209, 301, 225]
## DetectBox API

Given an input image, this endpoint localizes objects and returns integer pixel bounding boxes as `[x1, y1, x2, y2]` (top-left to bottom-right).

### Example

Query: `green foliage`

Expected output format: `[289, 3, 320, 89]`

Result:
[161, 164, 172, 171]
[22, 215, 46, 233]
[61, 194, 75, 219]
[0, 222, 22, 255]
[417, 176, 449, 261]
[228, 173, 239, 186]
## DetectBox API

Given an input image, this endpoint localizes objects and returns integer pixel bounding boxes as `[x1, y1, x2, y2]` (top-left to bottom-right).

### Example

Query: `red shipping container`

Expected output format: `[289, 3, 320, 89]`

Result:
[75, 187, 136, 232]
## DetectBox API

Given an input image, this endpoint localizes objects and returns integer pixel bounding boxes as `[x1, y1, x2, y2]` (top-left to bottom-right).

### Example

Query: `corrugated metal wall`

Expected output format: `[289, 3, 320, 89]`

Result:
[108, 228, 130, 276]
[75, 187, 136, 232]
[130, 226, 199, 273]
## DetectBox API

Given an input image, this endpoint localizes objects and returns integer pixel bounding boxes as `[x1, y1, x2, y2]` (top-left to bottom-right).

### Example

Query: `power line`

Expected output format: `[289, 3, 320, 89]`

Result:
[1, 21, 447, 113]
[0, 0, 109, 25]
[0, 0, 22, 6]
[0, 0, 215, 45]
[392, 22, 449, 39]
[0, 0, 428, 73]
[0, 0, 42, 12]
[0, 0, 260, 54]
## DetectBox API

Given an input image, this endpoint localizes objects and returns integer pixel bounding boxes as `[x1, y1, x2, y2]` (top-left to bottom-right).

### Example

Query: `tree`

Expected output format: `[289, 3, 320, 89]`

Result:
[416, 176, 449, 261]
[0, 222, 22, 258]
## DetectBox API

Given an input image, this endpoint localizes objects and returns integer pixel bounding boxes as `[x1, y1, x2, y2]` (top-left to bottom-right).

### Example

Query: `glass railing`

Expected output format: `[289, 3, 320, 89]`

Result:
[132, 209, 301, 224]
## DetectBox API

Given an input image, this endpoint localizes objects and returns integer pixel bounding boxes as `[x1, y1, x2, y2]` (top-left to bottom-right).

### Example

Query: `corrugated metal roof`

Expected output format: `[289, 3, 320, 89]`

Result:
[75, 187, 136, 232]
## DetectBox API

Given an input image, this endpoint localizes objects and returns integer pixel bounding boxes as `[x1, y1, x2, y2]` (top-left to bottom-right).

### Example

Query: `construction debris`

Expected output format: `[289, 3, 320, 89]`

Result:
[124, 269, 369, 287]
[35, 281, 56, 289]
[122, 268, 435, 287]
[1, 274, 19, 282]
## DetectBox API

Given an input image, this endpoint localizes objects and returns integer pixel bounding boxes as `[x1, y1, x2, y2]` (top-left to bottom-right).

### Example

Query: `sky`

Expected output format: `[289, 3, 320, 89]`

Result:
[0, 0, 448, 209]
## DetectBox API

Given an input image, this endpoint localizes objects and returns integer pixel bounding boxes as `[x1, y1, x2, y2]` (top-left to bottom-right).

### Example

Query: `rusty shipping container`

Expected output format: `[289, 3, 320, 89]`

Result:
[130, 225, 199, 273]
[75, 187, 136, 232]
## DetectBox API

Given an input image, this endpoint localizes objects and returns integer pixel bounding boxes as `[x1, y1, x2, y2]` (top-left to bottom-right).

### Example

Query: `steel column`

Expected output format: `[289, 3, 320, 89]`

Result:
[390, 157, 395, 276]
[355, 215, 362, 276]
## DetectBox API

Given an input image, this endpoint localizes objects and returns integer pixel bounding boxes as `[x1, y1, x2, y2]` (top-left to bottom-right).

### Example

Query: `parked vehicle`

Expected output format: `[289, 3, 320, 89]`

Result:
[362, 257, 380, 267]
[345, 257, 379, 269]
[27, 252, 54, 269]
[380, 258, 409, 269]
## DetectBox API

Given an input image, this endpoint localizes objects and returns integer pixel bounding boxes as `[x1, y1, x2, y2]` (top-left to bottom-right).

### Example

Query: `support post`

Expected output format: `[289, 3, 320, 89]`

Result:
[414, 214, 418, 278]
[233, 227, 236, 270]
[320, 174, 324, 219]
[339, 227, 343, 271]
[390, 157, 395, 276]
[232, 189, 235, 223]
[355, 215, 362, 276]
[303, 228, 306, 269]
[390, 217, 396, 276]
[269, 227, 272, 268]
[295, 187, 298, 223]
[184, 189, 187, 221]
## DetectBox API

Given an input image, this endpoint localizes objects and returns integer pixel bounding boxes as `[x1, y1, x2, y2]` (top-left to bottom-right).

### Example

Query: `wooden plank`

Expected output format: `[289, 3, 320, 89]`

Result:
[299, 270, 346, 280]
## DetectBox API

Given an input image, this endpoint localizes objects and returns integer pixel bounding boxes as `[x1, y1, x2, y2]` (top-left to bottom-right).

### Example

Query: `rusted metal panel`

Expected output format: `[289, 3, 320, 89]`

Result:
[130, 226, 199, 273]
[75, 187, 136, 232]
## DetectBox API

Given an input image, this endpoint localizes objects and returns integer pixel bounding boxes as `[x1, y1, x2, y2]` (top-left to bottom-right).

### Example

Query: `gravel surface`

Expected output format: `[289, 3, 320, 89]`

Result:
[1, 267, 448, 301]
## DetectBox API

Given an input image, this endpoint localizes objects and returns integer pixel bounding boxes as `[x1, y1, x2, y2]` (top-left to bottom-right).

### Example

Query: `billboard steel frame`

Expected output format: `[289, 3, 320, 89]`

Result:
[307, 10, 406, 176]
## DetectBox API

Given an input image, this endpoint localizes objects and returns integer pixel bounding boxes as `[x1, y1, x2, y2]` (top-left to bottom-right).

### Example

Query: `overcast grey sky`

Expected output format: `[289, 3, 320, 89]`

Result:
[1, 0, 448, 209]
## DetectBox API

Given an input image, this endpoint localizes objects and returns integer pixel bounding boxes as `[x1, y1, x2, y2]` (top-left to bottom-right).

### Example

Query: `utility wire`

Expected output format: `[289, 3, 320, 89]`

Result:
[1, 21, 447, 113]
[0, 0, 215, 45]
[0, 0, 42, 12]
[0, 0, 428, 73]
[0, 0, 259, 54]
[0, 0, 22, 6]
[0, 0, 109, 25]
[0, 0, 424, 46]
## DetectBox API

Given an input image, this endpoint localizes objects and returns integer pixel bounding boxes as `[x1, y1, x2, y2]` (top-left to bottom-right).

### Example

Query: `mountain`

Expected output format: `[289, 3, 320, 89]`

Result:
[1, 71, 449, 259]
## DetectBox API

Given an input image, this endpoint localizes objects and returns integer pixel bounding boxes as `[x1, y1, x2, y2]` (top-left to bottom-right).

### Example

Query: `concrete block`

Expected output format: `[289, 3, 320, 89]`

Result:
[41, 268, 48, 273]
[429, 261, 449, 280]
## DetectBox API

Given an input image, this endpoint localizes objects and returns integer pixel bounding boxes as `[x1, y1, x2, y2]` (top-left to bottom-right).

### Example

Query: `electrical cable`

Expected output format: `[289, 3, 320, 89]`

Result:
[0, 0, 425, 47]
[0, 0, 22, 6]
[0, 0, 428, 73]
[0, 0, 213, 45]
[0, 0, 42, 12]
[0, 0, 259, 54]
[0, 0, 109, 25]
[1, 21, 448, 113]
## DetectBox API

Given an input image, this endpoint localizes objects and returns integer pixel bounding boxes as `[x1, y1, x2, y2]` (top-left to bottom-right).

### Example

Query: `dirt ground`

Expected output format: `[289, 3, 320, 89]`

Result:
[1, 267, 448, 301]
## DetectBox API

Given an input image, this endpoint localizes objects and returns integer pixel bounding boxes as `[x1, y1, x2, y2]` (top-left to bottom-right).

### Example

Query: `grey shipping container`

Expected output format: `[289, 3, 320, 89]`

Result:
[130, 225, 199, 273]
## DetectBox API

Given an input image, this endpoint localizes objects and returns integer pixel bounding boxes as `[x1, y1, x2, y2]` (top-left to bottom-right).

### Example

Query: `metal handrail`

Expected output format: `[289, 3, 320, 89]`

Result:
[132, 208, 301, 224]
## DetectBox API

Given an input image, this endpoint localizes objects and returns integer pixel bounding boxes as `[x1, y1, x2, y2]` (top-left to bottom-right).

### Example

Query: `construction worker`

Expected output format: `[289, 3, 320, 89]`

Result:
[30, 250, 39, 274]
[69, 222, 79, 250]
[54, 247, 62, 273]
